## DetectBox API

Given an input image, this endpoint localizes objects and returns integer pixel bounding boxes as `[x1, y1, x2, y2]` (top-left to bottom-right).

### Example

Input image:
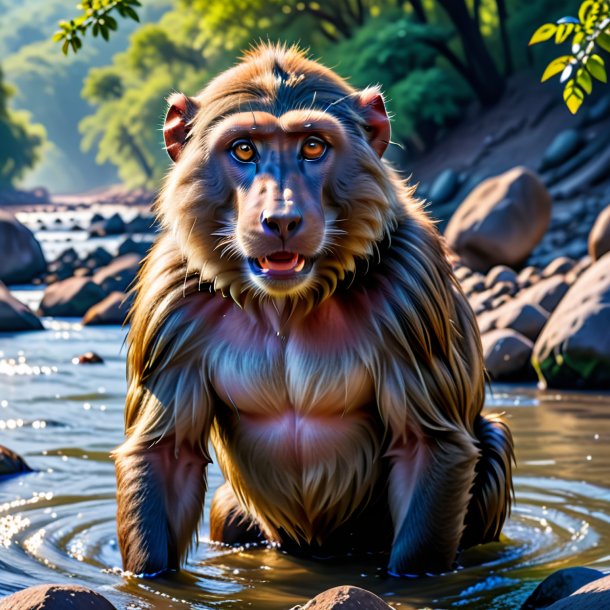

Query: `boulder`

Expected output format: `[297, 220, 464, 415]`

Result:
[0, 446, 32, 476]
[0, 584, 117, 610]
[517, 275, 570, 314]
[533, 252, 610, 389]
[117, 237, 152, 258]
[491, 300, 549, 342]
[444, 167, 551, 272]
[546, 574, 610, 609]
[300, 586, 399, 610]
[0, 211, 46, 284]
[124, 214, 158, 234]
[0, 283, 43, 331]
[429, 169, 460, 204]
[588, 205, 610, 261]
[521, 567, 605, 609]
[542, 256, 576, 278]
[84, 246, 113, 270]
[82, 292, 132, 326]
[539, 129, 584, 172]
[482, 329, 535, 381]
[39, 277, 106, 317]
[485, 265, 518, 287]
[93, 254, 140, 294]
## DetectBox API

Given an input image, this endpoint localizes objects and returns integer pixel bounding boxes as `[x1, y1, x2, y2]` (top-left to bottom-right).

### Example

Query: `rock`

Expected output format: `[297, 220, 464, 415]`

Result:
[482, 329, 534, 381]
[521, 567, 605, 609]
[84, 247, 113, 270]
[73, 351, 104, 365]
[517, 266, 541, 288]
[533, 252, 610, 389]
[584, 94, 610, 124]
[0, 446, 32, 476]
[58, 247, 79, 265]
[495, 301, 549, 342]
[429, 169, 460, 204]
[588, 205, 610, 261]
[0, 211, 47, 284]
[542, 256, 576, 278]
[82, 292, 132, 326]
[39, 277, 106, 317]
[0, 584, 117, 610]
[46, 260, 74, 282]
[89, 212, 125, 237]
[545, 574, 610, 609]
[518, 275, 570, 313]
[539, 129, 584, 172]
[485, 265, 518, 288]
[444, 167, 552, 272]
[124, 214, 158, 234]
[0, 283, 43, 331]
[461, 273, 485, 296]
[117, 237, 152, 258]
[300, 586, 398, 610]
[93, 254, 140, 294]
[550, 144, 610, 199]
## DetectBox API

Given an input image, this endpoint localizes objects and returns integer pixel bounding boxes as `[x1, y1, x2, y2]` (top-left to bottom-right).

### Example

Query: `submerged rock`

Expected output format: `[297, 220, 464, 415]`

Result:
[0, 584, 117, 610]
[299, 586, 400, 610]
[0, 211, 47, 284]
[521, 567, 605, 609]
[0, 283, 43, 332]
[533, 252, 610, 389]
[0, 446, 32, 476]
[445, 167, 551, 272]
[73, 352, 104, 365]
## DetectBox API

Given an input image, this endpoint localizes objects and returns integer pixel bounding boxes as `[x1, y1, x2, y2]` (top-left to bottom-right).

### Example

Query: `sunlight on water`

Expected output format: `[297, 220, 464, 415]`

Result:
[0, 323, 609, 609]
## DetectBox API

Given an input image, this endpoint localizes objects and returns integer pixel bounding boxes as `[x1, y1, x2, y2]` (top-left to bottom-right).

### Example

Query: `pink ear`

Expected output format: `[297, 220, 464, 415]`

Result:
[164, 93, 197, 162]
[358, 89, 391, 158]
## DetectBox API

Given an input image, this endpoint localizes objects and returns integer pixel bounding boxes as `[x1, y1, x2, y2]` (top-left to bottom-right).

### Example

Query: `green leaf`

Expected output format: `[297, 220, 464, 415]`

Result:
[587, 53, 607, 81]
[577, 68, 593, 93]
[61, 39, 70, 55]
[105, 15, 117, 30]
[100, 25, 109, 41]
[597, 31, 610, 52]
[124, 6, 139, 21]
[541, 56, 572, 81]
[555, 22, 575, 44]
[529, 23, 557, 45]
[92, 23, 99, 37]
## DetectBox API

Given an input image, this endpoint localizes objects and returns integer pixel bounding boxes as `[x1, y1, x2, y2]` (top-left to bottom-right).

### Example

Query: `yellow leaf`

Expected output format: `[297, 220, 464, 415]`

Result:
[529, 23, 557, 45]
[565, 92, 584, 114]
[579, 0, 595, 24]
[541, 56, 572, 81]
[556, 23, 575, 43]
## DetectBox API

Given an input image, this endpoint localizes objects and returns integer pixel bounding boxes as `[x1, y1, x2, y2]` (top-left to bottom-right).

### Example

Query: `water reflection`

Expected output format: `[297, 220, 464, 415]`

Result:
[0, 326, 609, 609]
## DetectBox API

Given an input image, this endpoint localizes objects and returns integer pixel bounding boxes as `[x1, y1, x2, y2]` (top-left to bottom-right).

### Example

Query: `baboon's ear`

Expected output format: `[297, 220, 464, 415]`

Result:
[357, 87, 391, 158]
[163, 93, 198, 162]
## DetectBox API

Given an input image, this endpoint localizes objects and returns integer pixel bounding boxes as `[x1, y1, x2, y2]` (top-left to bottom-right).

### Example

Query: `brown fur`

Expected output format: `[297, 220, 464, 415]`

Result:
[113, 43, 513, 576]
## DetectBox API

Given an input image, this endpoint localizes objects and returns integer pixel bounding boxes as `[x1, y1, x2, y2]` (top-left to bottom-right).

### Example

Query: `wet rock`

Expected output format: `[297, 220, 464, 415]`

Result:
[429, 169, 460, 204]
[495, 301, 549, 342]
[546, 574, 610, 608]
[444, 167, 551, 272]
[89, 212, 125, 237]
[533, 252, 610, 389]
[39, 277, 106, 317]
[0, 584, 117, 610]
[0, 445, 32, 476]
[482, 329, 535, 381]
[300, 586, 398, 610]
[521, 567, 605, 609]
[539, 129, 584, 172]
[0, 282, 43, 332]
[93, 254, 140, 294]
[588, 205, 610, 261]
[73, 351, 104, 364]
[82, 292, 132, 326]
[117, 237, 152, 258]
[0, 211, 47, 284]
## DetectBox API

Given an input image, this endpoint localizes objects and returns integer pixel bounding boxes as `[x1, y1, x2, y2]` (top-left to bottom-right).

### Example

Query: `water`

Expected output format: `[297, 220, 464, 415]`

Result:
[1, 319, 609, 609]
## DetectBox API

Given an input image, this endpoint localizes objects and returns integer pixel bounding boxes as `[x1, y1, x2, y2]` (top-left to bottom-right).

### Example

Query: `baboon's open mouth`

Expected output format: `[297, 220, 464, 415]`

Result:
[248, 251, 313, 278]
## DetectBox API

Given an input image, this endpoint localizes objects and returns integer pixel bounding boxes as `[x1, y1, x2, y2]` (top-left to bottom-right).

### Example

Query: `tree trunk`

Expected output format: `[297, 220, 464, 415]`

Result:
[436, 0, 505, 106]
[495, 0, 514, 76]
[121, 127, 153, 180]
[407, 0, 427, 23]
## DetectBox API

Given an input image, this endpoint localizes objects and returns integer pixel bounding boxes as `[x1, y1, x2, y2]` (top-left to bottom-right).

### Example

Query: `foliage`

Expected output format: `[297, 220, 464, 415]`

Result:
[530, 0, 610, 113]
[54, 0, 142, 55]
[0, 67, 45, 190]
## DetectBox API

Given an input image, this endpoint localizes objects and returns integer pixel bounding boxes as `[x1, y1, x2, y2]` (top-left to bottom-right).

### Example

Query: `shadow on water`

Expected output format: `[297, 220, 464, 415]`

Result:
[0, 322, 609, 609]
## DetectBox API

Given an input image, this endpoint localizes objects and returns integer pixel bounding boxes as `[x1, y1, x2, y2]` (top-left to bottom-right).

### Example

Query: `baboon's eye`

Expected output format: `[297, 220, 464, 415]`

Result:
[231, 140, 257, 163]
[301, 137, 327, 161]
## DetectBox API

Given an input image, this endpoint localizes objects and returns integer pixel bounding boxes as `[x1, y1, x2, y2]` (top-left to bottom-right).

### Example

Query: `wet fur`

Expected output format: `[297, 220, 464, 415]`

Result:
[113, 43, 513, 575]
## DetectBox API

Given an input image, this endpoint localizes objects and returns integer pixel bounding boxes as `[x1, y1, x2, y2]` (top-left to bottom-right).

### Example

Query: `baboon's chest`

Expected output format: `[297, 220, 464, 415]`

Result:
[208, 298, 375, 420]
